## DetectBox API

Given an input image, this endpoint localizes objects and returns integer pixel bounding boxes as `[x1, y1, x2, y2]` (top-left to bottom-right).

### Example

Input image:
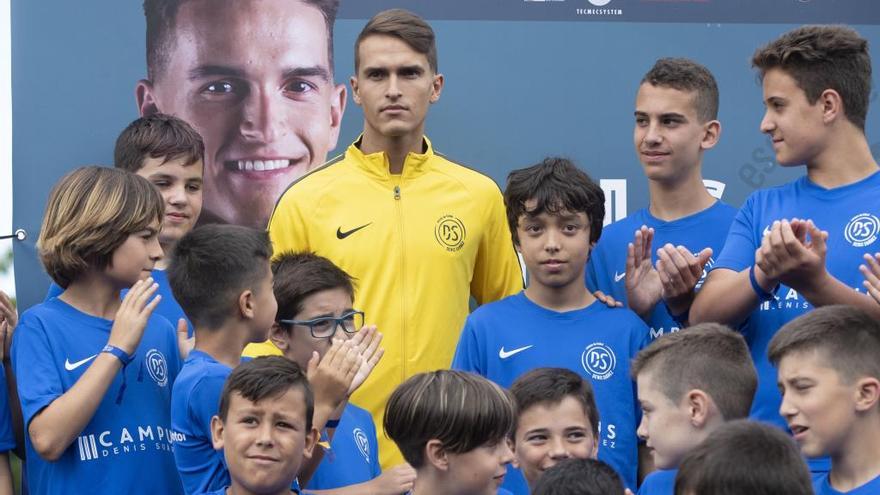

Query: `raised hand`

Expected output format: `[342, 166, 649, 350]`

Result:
[347, 325, 384, 395]
[860, 252, 880, 305]
[625, 226, 663, 318]
[656, 245, 713, 318]
[306, 338, 360, 412]
[107, 278, 161, 355]
[176, 318, 194, 360]
[755, 219, 828, 291]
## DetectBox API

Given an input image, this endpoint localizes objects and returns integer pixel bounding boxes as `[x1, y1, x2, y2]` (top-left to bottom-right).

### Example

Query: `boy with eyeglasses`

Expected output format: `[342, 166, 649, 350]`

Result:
[267, 251, 415, 494]
[167, 229, 378, 494]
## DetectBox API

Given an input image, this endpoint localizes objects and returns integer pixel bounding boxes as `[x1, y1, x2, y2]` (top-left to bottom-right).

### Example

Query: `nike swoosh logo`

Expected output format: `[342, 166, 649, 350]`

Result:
[614, 271, 626, 283]
[499, 345, 534, 359]
[336, 223, 372, 240]
[64, 354, 98, 371]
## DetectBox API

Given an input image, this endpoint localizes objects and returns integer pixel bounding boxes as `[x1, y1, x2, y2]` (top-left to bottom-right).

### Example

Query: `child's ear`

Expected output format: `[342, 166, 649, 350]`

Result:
[685, 389, 712, 427]
[854, 377, 880, 412]
[210, 415, 225, 450]
[301, 426, 320, 461]
[508, 437, 519, 468]
[269, 322, 290, 351]
[590, 432, 599, 458]
[425, 439, 449, 471]
[239, 289, 255, 320]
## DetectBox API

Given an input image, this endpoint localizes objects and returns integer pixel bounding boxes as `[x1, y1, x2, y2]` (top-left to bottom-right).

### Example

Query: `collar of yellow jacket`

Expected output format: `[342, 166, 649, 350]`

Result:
[347, 134, 435, 180]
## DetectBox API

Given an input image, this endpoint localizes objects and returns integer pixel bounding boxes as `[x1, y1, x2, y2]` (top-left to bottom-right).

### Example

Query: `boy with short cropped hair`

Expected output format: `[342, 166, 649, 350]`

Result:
[674, 420, 813, 495]
[268, 252, 415, 494]
[588, 57, 735, 340]
[453, 157, 650, 491]
[202, 356, 319, 495]
[768, 305, 880, 494]
[691, 25, 879, 473]
[47, 113, 204, 337]
[532, 458, 629, 495]
[509, 368, 599, 492]
[384, 370, 516, 495]
[631, 323, 757, 494]
[168, 224, 280, 494]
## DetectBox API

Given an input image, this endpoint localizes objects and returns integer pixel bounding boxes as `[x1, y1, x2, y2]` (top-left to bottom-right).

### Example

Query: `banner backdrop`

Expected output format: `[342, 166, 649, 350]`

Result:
[11, 0, 880, 311]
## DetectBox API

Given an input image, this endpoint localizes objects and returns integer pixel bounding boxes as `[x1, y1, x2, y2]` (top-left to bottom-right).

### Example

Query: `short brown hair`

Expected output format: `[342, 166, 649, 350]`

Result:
[38, 166, 164, 288]
[114, 114, 204, 172]
[675, 420, 812, 495]
[272, 251, 355, 322]
[217, 356, 314, 431]
[631, 323, 757, 421]
[752, 25, 872, 130]
[768, 305, 880, 384]
[384, 370, 514, 469]
[510, 368, 599, 439]
[144, 0, 339, 81]
[641, 58, 719, 122]
[355, 9, 438, 74]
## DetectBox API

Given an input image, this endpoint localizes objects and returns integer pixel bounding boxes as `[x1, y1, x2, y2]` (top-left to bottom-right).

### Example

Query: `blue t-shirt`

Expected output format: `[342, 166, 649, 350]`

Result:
[588, 201, 737, 340]
[814, 473, 880, 495]
[0, 363, 16, 453]
[12, 297, 183, 495]
[306, 403, 381, 491]
[713, 172, 880, 472]
[452, 292, 649, 492]
[46, 269, 193, 337]
[638, 469, 676, 495]
[171, 350, 234, 495]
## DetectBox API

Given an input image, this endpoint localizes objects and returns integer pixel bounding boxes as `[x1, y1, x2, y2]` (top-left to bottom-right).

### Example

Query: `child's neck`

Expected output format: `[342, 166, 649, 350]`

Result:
[524, 277, 595, 312]
[648, 171, 716, 222]
[410, 468, 453, 495]
[829, 419, 880, 492]
[226, 482, 292, 495]
[58, 273, 123, 320]
[193, 322, 255, 368]
[805, 129, 878, 189]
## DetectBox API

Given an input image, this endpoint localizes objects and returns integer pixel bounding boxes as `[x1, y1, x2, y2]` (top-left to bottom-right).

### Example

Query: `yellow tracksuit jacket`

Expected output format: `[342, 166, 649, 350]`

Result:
[245, 136, 523, 467]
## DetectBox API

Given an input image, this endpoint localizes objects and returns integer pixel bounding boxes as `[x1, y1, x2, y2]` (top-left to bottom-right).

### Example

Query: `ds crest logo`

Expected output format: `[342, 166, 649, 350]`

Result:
[435, 214, 466, 252]
[353, 428, 370, 464]
[145, 349, 168, 387]
[844, 213, 880, 247]
[581, 342, 616, 380]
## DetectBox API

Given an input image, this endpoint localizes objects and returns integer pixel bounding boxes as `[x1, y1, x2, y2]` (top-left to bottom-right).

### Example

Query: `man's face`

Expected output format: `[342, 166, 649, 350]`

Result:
[212, 389, 318, 494]
[516, 202, 592, 292]
[138, 0, 346, 228]
[271, 287, 355, 368]
[351, 34, 443, 143]
[513, 396, 597, 490]
[136, 156, 203, 247]
[777, 350, 864, 459]
[636, 370, 699, 469]
[633, 83, 718, 185]
[759, 68, 826, 167]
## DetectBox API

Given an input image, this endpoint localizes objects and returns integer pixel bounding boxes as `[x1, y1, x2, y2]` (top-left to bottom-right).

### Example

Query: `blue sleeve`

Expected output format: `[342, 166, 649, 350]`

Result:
[188, 375, 227, 438]
[159, 315, 184, 383]
[714, 196, 758, 273]
[11, 316, 63, 427]
[0, 363, 15, 452]
[451, 318, 484, 375]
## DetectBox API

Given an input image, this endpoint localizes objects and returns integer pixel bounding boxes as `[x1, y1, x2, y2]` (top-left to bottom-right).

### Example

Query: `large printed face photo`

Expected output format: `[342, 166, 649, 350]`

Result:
[136, 0, 346, 228]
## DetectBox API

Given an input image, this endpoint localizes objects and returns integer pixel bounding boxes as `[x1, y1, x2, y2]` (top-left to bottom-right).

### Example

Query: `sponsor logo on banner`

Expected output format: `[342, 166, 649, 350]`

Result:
[600, 179, 627, 226]
[577, 0, 622, 16]
[703, 179, 726, 200]
[581, 342, 616, 380]
[844, 213, 880, 247]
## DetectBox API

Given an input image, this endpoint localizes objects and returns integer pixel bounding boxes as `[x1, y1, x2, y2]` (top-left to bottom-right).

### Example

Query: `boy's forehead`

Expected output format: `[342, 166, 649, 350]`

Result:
[230, 387, 308, 416]
[518, 396, 591, 424]
[521, 200, 588, 220]
[636, 83, 700, 119]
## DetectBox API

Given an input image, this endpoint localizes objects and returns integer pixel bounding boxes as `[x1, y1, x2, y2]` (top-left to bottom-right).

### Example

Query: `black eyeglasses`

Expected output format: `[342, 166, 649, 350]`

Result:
[279, 311, 365, 339]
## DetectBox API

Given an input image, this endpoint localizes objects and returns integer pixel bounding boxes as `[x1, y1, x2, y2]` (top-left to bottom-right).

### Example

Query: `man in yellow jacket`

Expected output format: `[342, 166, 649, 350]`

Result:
[245, 8, 523, 468]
